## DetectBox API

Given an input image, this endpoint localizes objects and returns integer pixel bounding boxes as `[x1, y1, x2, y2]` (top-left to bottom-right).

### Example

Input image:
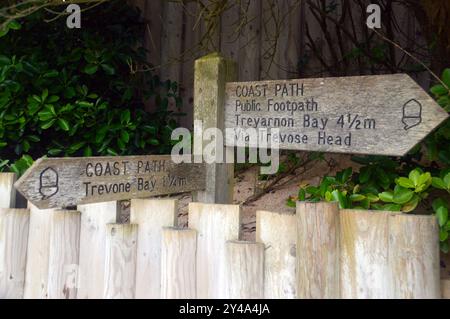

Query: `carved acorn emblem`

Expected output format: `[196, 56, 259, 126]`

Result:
[39, 167, 59, 199]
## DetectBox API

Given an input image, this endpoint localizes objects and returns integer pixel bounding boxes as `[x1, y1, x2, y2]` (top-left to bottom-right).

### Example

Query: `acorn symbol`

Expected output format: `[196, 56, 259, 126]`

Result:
[39, 167, 59, 200]
[402, 99, 422, 130]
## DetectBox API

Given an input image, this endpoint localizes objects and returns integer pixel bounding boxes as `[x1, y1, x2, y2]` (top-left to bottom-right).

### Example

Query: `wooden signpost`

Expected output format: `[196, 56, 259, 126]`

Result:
[224, 74, 448, 156]
[14, 155, 206, 209]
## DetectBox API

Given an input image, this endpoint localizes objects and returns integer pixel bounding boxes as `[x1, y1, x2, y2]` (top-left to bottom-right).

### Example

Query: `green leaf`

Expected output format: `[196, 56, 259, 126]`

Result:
[8, 20, 21, 30]
[84, 145, 92, 157]
[408, 169, 421, 186]
[149, 139, 159, 146]
[41, 89, 49, 102]
[121, 110, 131, 124]
[57, 118, 70, 131]
[430, 84, 448, 96]
[396, 177, 414, 189]
[440, 229, 449, 242]
[120, 130, 130, 143]
[444, 173, 450, 189]
[366, 193, 379, 203]
[393, 186, 414, 204]
[83, 64, 98, 75]
[401, 195, 420, 213]
[41, 119, 56, 129]
[382, 203, 402, 211]
[433, 198, 448, 212]
[101, 64, 115, 75]
[358, 166, 371, 184]
[349, 194, 365, 202]
[47, 149, 62, 156]
[379, 191, 394, 203]
[443, 69, 450, 88]
[331, 189, 347, 208]
[298, 188, 306, 201]
[437, 206, 449, 227]
[106, 148, 118, 156]
[432, 177, 446, 190]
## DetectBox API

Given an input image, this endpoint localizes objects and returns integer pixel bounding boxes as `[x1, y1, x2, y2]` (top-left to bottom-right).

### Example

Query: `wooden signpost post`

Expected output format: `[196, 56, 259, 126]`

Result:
[224, 74, 448, 156]
[14, 155, 205, 209]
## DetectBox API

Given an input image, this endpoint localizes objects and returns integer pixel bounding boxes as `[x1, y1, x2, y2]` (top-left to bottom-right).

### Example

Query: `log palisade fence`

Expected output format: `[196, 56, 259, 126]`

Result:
[0, 172, 446, 299]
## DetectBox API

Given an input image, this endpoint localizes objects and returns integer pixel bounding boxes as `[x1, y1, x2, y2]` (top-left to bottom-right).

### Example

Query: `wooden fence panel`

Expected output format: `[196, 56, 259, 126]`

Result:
[0, 173, 16, 208]
[340, 210, 390, 298]
[77, 201, 118, 299]
[388, 214, 440, 299]
[188, 202, 240, 298]
[47, 210, 81, 299]
[161, 227, 197, 299]
[23, 203, 54, 299]
[256, 210, 296, 299]
[226, 241, 264, 299]
[130, 198, 177, 298]
[0, 208, 29, 299]
[103, 224, 138, 299]
[296, 202, 340, 299]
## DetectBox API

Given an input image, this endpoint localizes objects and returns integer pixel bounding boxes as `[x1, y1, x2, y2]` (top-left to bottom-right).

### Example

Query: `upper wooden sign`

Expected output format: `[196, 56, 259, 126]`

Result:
[224, 74, 448, 156]
[15, 155, 205, 209]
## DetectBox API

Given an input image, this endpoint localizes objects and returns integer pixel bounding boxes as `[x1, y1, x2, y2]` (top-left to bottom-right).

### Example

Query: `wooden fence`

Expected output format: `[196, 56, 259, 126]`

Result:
[0, 173, 444, 299]
[128, 0, 431, 128]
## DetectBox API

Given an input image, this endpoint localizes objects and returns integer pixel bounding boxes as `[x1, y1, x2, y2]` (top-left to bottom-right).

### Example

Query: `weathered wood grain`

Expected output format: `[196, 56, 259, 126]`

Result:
[77, 201, 118, 299]
[47, 210, 81, 299]
[130, 198, 177, 298]
[193, 53, 237, 204]
[296, 202, 339, 299]
[15, 155, 206, 209]
[226, 241, 264, 299]
[0, 173, 16, 208]
[255, 210, 296, 299]
[340, 209, 390, 299]
[160, 0, 183, 84]
[188, 202, 240, 298]
[238, 0, 261, 81]
[388, 214, 440, 299]
[23, 203, 54, 299]
[442, 279, 450, 299]
[224, 75, 448, 156]
[161, 227, 197, 299]
[103, 224, 138, 299]
[0, 208, 29, 299]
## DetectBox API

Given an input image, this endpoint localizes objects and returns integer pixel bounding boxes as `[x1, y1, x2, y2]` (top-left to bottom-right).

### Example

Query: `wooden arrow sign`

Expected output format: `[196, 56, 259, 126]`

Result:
[224, 74, 448, 156]
[15, 155, 206, 209]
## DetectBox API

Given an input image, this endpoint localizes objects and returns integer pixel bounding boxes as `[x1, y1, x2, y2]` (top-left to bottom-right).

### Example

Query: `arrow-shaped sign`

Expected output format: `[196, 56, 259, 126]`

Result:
[15, 155, 205, 209]
[224, 74, 448, 156]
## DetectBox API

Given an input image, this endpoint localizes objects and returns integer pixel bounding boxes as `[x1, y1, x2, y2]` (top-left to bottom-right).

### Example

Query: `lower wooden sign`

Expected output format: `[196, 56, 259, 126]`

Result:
[15, 155, 206, 209]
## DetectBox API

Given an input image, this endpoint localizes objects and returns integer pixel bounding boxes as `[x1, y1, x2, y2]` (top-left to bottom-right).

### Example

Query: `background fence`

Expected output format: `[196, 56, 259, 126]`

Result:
[0, 173, 445, 299]
[128, 0, 433, 128]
